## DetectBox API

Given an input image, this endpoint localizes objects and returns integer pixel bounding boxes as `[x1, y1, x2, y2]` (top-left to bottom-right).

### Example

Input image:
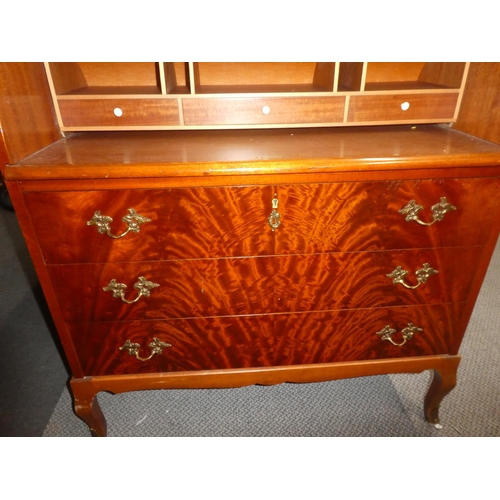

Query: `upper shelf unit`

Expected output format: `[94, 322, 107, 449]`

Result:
[45, 62, 470, 131]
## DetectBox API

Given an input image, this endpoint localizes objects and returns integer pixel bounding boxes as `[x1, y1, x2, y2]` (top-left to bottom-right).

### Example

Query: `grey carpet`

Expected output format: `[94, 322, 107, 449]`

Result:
[0, 192, 69, 437]
[42, 237, 500, 437]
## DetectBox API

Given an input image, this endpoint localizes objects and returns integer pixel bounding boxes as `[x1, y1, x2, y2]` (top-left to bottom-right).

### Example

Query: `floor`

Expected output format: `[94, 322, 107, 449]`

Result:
[0, 183, 69, 436]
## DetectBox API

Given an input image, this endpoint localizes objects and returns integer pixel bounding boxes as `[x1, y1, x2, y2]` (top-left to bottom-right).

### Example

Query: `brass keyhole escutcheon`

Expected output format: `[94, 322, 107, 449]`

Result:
[268, 196, 281, 231]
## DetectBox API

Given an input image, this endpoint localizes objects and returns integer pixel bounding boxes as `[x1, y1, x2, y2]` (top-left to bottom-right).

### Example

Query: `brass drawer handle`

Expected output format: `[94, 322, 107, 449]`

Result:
[119, 338, 171, 362]
[103, 276, 159, 304]
[399, 197, 456, 226]
[268, 195, 281, 231]
[376, 323, 423, 347]
[387, 263, 438, 289]
[87, 208, 151, 239]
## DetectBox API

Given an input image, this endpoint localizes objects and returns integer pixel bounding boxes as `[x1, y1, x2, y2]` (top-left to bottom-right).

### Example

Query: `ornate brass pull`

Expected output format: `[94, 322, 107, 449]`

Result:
[268, 195, 281, 231]
[399, 197, 456, 226]
[103, 276, 159, 304]
[87, 208, 151, 238]
[387, 263, 438, 289]
[376, 323, 423, 347]
[119, 338, 171, 361]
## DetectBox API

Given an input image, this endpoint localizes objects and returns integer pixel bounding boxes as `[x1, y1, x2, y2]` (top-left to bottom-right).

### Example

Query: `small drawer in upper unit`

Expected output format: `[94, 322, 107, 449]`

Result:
[57, 98, 181, 128]
[182, 97, 345, 126]
[347, 92, 459, 123]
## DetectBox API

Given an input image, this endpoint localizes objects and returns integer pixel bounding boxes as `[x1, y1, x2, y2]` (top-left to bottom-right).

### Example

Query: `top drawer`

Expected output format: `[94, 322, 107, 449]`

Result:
[23, 177, 500, 265]
[23, 186, 275, 265]
[275, 177, 500, 254]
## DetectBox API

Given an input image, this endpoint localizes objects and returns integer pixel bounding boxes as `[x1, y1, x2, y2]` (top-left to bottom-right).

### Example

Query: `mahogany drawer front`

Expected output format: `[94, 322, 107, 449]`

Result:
[347, 92, 459, 123]
[24, 190, 163, 264]
[23, 186, 274, 264]
[68, 316, 275, 376]
[275, 178, 500, 254]
[67, 303, 461, 376]
[58, 98, 180, 127]
[182, 97, 345, 126]
[24, 177, 500, 267]
[274, 246, 481, 313]
[273, 303, 463, 366]
[48, 258, 276, 322]
[48, 246, 478, 323]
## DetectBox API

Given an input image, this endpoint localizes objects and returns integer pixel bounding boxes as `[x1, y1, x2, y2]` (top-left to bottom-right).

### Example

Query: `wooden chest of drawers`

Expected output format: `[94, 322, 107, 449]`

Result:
[5, 123, 500, 436]
[2, 62, 500, 437]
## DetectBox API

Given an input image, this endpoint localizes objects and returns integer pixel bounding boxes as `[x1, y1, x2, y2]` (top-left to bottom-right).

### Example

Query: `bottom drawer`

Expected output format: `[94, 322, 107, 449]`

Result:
[274, 303, 462, 366]
[70, 315, 275, 376]
[69, 303, 462, 376]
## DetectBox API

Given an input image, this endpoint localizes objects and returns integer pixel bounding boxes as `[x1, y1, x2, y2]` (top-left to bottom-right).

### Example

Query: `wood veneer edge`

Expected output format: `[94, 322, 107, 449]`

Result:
[5, 181, 85, 378]
[44, 63, 65, 131]
[6, 155, 500, 183]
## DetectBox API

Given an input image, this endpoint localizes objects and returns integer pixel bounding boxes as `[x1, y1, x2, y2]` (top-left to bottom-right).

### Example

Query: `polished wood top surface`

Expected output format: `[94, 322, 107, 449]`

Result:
[6, 125, 500, 180]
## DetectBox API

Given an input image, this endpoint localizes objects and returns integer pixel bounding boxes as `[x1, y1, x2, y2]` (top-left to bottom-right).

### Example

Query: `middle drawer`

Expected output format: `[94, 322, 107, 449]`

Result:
[48, 246, 480, 322]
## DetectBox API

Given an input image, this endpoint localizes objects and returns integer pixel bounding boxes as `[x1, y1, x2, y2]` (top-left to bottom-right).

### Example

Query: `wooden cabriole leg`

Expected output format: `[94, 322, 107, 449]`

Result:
[66, 356, 462, 436]
[424, 357, 460, 425]
[70, 379, 107, 437]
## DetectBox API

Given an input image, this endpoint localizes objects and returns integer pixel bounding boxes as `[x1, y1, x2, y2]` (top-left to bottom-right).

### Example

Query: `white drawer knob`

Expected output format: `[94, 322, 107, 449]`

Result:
[262, 105, 271, 115]
[400, 101, 410, 111]
[113, 107, 123, 117]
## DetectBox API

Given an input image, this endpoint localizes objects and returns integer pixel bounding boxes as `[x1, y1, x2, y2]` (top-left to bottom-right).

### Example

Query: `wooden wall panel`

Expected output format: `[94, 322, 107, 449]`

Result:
[0, 63, 61, 164]
[453, 62, 500, 144]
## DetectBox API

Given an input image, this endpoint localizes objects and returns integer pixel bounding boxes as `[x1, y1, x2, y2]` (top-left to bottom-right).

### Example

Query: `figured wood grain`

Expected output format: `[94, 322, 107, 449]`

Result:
[69, 316, 275, 376]
[5, 63, 500, 437]
[274, 303, 463, 366]
[47, 258, 276, 322]
[23, 189, 163, 264]
[23, 186, 274, 264]
[46, 244, 478, 323]
[274, 247, 480, 313]
[68, 303, 461, 376]
[276, 178, 500, 253]
[159, 185, 274, 259]
[22, 178, 500, 266]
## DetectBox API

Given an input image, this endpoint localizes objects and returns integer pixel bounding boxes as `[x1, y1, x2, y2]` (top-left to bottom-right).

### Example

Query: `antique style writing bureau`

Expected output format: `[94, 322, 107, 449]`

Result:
[1, 62, 500, 436]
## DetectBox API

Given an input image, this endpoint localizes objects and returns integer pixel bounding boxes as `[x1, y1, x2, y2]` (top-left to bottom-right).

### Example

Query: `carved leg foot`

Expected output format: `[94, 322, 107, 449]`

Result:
[424, 360, 459, 425]
[70, 379, 107, 437]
